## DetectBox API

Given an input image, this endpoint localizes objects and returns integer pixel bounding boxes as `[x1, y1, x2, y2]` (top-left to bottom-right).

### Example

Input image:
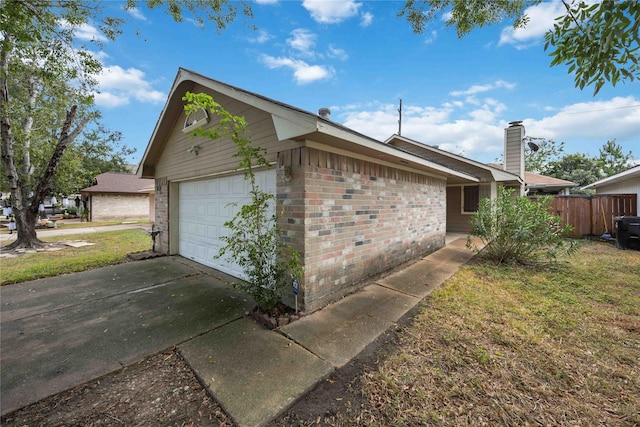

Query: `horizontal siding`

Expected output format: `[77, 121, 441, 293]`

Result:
[598, 179, 640, 196]
[446, 186, 471, 232]
[154, 85, 298, 180]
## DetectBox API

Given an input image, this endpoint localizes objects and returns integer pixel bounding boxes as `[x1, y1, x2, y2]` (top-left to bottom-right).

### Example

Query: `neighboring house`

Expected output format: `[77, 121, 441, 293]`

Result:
[524, 171, 577, 195]
[80, 172, 154, 222]
[583, 165, 640, 214]
[137, 68, 482, 312]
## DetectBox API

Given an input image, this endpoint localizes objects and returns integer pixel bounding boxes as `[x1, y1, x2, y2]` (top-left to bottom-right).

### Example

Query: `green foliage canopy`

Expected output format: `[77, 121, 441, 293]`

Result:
[522, 138, 634, 193]
[0, 0, 248, 249]
[400, 0, 640, 95]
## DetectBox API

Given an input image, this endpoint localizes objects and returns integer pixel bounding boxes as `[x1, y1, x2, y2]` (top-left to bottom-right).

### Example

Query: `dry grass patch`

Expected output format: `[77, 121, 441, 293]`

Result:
[357, 241, 639, 426]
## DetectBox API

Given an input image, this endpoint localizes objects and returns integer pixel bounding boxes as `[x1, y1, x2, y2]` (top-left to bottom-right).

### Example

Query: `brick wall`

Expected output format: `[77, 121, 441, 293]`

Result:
[90, 193, 150, 222]
[154, 177, 170, 253]
[278, 147, 446, 312]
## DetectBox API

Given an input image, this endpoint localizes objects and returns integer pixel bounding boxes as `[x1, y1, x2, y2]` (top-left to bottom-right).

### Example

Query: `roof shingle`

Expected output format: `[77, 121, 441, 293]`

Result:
[80, 173, 154, 194]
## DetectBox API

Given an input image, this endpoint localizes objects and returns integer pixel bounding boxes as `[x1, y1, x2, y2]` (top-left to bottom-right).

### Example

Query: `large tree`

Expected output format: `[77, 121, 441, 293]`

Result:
[524, 137, 565, 174]
[521, 137, 634, 191]
[399, 0, 640, 95]
[597, 139, 633, 177]
[544, 152, 601, 192]
[0, 0, 246, 250]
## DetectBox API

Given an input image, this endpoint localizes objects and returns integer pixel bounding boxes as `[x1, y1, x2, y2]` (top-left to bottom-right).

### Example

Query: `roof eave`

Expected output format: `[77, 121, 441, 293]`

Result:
[301, 125, 479, 183]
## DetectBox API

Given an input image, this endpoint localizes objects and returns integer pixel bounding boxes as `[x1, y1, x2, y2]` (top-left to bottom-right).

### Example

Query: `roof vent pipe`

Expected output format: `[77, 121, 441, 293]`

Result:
[318, 107, 331, 120]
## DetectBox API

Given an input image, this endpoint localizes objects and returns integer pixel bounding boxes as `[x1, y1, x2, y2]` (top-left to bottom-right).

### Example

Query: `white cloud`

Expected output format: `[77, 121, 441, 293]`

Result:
[125, 7, 147, 21]
[255, 0, 278, 4]
[424, 30, 437, 45]
[524, 97, 640, 143]
[342, 102, 504, 158]
[248, 29, 273, 44]
[360, 12, 373, 27]
[260, 55, 333, 84]
[337, 95, 640, 163]
[328, 45, 348, 61]
[93, 91, 130, 108]
[287, 29, 317, 54]
[94, 65, 165, 108]
[59, 20, 107, 42]
[450, 80, 516, 97]
[499, 2, 565, 48]
[302, 0, 361, 24]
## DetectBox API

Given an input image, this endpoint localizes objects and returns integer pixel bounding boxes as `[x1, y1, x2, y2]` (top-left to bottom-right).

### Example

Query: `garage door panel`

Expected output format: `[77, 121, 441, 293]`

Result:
[218, 177, 231, 195]
[179, 170, 275, 279]
[206, 180, 218, 195]
[206, 202, 217, 217]
[207, 225, 218, 239]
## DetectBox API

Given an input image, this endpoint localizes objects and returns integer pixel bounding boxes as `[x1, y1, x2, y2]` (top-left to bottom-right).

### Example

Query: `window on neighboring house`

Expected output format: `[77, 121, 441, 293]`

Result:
[462, 185, 480, 213]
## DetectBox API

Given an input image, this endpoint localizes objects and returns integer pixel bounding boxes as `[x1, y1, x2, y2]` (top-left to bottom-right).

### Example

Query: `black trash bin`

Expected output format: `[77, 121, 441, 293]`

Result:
[614, 216, 640, 250]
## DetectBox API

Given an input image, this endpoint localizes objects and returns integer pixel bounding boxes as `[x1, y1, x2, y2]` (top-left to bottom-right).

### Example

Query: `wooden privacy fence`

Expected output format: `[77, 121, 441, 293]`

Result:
[541, 194, 637, 237]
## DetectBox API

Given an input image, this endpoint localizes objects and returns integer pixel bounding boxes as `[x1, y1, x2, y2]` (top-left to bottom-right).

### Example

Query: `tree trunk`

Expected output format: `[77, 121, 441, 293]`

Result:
[1, 31, 90, 250]
[0, 33, 39, 249]
[3, 105, 89, 250]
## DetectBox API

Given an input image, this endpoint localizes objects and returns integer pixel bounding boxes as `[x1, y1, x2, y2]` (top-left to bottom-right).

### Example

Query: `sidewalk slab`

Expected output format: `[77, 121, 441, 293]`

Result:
[0, 222, 150, 242]
[1, 272, 253, 415]
[376, 259, 450, 298]
[179, 317, 333, 427]
[280, 284, 418, 369]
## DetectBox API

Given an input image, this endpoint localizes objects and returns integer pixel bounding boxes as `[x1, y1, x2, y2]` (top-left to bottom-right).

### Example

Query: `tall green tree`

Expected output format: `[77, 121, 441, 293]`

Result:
[524, 137, 565, 174]
[544, 153, 601, 192]
[597, 139, 633, 177]
[0, 0, 246, 250]
[48, 127, 135, 196]
[399, 0, 640, 95]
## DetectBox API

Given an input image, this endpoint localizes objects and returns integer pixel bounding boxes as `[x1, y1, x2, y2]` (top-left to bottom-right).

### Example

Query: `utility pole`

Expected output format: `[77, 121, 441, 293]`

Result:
[398, 98, 402, 136]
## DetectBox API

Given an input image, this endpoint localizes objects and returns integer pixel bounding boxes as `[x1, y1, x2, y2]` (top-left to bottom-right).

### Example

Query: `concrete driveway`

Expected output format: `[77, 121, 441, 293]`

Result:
[0, 257, 254, 415]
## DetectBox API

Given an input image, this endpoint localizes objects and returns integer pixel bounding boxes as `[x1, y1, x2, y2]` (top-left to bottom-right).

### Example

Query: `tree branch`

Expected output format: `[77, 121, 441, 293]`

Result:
[31, 105, 90, 211]
[561, 0, 584, 31]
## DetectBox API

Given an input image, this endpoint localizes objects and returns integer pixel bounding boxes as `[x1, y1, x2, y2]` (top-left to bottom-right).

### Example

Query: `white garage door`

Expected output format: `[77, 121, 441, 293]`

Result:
[178, 170, 276, 278]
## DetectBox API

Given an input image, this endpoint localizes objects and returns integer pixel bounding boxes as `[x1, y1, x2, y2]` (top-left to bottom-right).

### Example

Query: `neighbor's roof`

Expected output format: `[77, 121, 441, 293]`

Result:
[583, 164, 640, 189]
[486, 163, 577, 189]
[524, 171, 578, 189]
[80, 172, 154, 194]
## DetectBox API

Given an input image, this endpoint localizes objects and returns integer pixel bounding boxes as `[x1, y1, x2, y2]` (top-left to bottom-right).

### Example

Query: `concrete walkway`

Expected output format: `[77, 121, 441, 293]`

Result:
[0, 222, 151, 242]
[1, 236, 477, 427]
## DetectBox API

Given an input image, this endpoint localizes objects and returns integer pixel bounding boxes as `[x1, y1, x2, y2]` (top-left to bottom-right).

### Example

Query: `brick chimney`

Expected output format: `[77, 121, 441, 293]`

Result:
[504, 121, 525, 194]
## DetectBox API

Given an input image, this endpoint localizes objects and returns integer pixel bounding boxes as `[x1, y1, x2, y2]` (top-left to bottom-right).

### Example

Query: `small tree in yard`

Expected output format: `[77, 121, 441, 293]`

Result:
[467, 187, 577, 265]
[183, 92, 302, 315]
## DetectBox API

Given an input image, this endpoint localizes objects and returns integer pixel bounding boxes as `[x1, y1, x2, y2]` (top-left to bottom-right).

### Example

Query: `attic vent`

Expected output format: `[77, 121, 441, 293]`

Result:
[182, 106, 209, 134]
[318, 108, 331, 120]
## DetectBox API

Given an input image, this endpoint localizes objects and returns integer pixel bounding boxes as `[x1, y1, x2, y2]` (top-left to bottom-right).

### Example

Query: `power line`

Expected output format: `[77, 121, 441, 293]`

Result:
[560, 103, 640, 115]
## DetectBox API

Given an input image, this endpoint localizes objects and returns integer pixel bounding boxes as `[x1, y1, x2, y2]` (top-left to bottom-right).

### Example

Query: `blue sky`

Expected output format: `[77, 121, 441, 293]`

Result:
[85, 0, 639, 165]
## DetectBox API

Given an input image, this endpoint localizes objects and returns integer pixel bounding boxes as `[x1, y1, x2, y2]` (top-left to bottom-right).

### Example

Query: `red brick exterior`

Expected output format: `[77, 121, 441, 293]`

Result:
[278, 147, 446, 312]
[153, 148, 446, 313]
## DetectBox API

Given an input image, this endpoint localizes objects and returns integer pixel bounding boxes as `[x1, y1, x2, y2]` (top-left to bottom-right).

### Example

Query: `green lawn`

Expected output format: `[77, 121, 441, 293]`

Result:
[1, 229, 150, 285]
[349, 241, 640, 426]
